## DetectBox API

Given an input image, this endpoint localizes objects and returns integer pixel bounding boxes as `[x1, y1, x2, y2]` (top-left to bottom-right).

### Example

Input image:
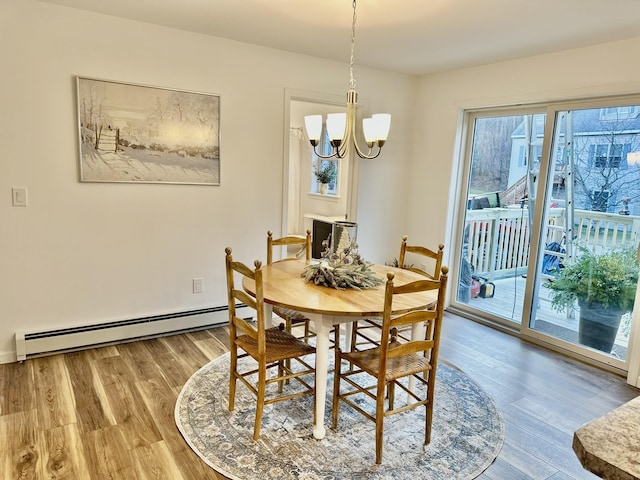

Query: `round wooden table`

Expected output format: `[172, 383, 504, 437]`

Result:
[243, 259, 436, 439]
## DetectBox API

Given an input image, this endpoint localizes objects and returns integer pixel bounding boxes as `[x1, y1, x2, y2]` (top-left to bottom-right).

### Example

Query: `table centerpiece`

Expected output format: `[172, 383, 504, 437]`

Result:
[301, 230, 383, 290]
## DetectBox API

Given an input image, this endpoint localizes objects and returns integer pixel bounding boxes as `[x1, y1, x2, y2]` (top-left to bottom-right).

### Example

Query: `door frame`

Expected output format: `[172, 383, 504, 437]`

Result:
[448, 97, 640, 382]
[282, 88, 363, 237]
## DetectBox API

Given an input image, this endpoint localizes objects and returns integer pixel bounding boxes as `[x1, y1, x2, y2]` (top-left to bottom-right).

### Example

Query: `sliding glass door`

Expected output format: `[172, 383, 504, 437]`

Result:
[452, 99, 640, 373]
[527, 105, 640, 366]
[455, 110, 546, 325]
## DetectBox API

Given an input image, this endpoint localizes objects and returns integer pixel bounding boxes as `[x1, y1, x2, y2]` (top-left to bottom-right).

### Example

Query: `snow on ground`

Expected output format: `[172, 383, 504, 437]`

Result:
[80, 146, 219, 184]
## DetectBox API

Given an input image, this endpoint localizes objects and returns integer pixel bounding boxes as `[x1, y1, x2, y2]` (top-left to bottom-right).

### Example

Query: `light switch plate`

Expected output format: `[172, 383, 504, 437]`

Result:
[12, 187, 28, 207]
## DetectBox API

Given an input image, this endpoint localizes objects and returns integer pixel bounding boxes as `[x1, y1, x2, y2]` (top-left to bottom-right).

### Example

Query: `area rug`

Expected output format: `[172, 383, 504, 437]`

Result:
[175, 353, 504, 480]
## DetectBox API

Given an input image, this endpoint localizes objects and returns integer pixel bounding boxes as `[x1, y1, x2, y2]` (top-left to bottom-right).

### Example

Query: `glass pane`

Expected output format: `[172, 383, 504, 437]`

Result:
[530, 106, 640, 360]
[456, 113, 546, 324]
[311, 127, 339, 195]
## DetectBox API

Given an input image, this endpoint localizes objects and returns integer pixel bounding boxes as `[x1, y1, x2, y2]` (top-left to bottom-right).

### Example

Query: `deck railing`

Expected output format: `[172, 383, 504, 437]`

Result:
[464, 207, 640, 280]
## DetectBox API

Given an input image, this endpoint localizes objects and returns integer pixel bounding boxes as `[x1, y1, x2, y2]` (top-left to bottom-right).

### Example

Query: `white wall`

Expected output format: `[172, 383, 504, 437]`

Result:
[0, 0, 416, 362]
[409, 38, 640, 385]
[408, 35, 640, 271]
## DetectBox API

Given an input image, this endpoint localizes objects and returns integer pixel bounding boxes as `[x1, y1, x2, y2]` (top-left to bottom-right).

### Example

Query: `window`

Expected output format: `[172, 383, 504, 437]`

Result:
[592, 143, 627, 168]
[454, 99, 640, 371]
[313, 159, 338, 194]
[611, 144, 623, 168]
[591, 190, 612, 212]
[600, 106, 640, 121]
[311, 127, 339, 196]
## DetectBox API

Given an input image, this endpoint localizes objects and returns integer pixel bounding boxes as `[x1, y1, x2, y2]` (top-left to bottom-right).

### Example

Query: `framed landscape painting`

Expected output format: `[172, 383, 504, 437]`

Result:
[76, 77, 220, 185]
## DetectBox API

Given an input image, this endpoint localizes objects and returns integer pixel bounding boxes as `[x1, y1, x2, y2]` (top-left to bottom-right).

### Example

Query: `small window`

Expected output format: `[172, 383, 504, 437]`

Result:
[592, 143, 623, 168]
[591, 190, 611, 212]
[313, 159, 338, 195]
[311, 127, 339, 196]
[600, 106, 640, 121]
[610, 144, 623, 168]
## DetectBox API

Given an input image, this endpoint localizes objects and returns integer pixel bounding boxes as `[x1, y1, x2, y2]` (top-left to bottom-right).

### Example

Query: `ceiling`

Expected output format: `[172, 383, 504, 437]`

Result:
[42, 0, 640, 75]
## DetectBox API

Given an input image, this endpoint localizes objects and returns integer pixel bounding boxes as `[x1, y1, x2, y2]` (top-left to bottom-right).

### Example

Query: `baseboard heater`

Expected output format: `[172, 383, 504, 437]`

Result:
[15, 305, 246, 361]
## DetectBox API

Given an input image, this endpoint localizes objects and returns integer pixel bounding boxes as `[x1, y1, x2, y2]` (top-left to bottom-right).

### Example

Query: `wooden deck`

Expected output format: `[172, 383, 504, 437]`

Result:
[463, 275, 630, 358]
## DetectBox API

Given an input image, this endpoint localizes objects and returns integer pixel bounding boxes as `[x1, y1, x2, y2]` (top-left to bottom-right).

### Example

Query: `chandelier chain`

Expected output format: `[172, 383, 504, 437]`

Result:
[349, 0, 357, 90]
[303, 0, 390, 160]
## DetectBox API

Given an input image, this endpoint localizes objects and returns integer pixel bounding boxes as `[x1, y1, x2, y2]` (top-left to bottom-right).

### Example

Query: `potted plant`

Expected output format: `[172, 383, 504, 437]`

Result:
[545, 246, 640, 353]
[314, 162, 337, 194]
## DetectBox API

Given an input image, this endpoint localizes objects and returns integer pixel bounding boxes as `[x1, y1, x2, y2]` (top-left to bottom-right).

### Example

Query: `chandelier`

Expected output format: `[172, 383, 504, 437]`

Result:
[303, 0, 391, 160]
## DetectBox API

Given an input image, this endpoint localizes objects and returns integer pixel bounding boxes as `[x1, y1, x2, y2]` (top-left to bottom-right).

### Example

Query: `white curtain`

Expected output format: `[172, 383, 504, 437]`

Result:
[287, 127, 304, 235]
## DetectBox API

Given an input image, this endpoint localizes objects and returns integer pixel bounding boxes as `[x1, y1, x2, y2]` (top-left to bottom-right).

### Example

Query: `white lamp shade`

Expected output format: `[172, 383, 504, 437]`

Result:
[326, 113, 347, 141]
[362, 117, 376, 144]
[304, 115, 323, 142]
[371, 113, 391, 141]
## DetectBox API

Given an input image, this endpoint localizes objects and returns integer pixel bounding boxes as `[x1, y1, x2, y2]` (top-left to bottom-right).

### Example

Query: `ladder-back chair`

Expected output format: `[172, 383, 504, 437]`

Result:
[398, 235, 445, 280]
[351, 236, 445, 349]
[267, 230, 314, 341]
[332, 266, 448, 464]
[225, 247, 316, 440]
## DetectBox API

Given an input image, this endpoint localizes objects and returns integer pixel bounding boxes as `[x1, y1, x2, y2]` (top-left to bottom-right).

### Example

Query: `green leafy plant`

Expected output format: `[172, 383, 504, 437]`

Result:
[313, 162, 337, 184]
[386, 258, 413, 268]
[545, 246, 640, 312]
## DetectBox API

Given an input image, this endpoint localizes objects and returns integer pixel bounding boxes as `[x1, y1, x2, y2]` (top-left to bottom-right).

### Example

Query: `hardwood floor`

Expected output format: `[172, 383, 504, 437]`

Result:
[0, 313, 637, 479]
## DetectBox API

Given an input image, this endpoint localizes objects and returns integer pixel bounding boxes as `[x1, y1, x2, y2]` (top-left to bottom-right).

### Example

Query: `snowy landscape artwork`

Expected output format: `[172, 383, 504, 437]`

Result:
[76, 77, 220, 184]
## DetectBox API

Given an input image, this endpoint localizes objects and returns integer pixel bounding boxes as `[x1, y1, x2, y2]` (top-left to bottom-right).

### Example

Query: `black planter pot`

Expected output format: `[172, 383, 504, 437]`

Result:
[577, 301, 624, 353]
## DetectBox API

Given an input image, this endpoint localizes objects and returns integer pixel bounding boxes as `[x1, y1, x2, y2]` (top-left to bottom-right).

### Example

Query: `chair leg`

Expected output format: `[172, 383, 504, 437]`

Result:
[303, 320, 310, 343]
[229, 346, 238, 411]
[350, 320, 358, 352]
[346, 322, 358, 371]
[277, 360, 284, 394]
[254, 363, 267, 441]
[387, 380, 395, 410]
[331, 342, 342, 429]
[425, 401, 433, 445]
[285, 317, 292, 384]
[375, 383, 386, 465]
[425, 379, 435, 444]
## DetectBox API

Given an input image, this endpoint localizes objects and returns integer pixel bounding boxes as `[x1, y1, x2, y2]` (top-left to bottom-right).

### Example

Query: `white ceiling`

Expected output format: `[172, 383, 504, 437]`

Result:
[42, 0, 640, 75]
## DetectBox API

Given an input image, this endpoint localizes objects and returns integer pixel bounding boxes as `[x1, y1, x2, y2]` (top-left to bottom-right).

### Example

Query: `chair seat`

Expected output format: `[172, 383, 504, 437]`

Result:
[236, 326, 315, 363]
[342, 344, 432, 382]
[273, 306, 310, 325]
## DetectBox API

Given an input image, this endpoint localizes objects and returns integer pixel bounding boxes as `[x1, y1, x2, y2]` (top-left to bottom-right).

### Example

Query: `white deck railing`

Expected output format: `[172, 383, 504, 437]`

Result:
[464, 207, 640, 280]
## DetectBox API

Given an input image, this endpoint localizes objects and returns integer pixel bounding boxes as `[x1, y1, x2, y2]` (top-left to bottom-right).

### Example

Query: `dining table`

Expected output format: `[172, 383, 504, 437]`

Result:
[242, 258, 437, 440]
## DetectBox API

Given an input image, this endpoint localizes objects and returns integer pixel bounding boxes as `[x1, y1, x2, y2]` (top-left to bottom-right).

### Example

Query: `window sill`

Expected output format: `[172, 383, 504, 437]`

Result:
[307, 192, 341, 201]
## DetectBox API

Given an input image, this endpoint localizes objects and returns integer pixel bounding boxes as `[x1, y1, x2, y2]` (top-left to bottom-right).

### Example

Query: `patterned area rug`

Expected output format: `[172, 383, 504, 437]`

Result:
[175, 353, 504, 480]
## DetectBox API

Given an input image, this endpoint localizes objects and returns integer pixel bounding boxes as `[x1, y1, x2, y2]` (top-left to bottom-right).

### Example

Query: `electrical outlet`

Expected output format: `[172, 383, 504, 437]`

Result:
[193, 278, 203, 293]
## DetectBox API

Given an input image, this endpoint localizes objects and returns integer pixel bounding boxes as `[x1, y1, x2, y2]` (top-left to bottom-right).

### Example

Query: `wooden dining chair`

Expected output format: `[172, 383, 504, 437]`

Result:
[332, 266, 448, 464]
[398, 235, 445, 281]
[350, 236, 445, 349]
[267, 229, 314, 342]
[225, 247, 316, 440]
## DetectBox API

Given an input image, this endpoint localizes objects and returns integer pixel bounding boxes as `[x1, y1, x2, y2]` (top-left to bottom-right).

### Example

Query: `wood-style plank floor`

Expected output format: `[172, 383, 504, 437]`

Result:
[0, 313, 637, 479]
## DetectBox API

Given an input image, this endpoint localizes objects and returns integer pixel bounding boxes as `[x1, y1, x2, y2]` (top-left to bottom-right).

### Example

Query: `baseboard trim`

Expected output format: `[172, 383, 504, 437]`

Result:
[13, 305, 244, 363]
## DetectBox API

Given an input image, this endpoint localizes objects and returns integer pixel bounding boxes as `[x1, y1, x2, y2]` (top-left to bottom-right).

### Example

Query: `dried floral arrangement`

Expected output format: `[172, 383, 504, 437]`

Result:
[301, 232, 383, 290]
